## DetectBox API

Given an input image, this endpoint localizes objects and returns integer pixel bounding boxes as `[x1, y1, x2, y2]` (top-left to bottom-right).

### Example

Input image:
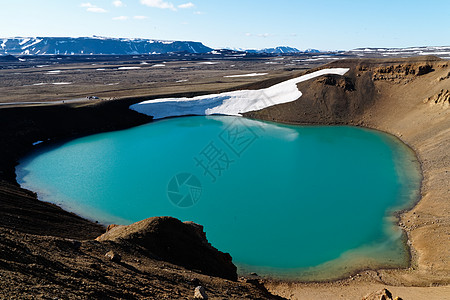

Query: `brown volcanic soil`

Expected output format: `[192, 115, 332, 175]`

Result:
[0, 56, 449, 299]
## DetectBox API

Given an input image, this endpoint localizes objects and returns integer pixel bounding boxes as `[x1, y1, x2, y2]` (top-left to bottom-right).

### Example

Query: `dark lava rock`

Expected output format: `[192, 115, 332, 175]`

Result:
[105, 251, 121, 263]
[417, 64, 434, 76]
[96, 216, 237, 281]
[362, 288, 401, 300]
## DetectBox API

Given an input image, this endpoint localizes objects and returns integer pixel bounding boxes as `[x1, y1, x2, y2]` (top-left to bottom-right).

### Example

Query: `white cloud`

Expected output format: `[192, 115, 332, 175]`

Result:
[112, 0, 125, 7]
[113, 16, 129, 21]
[81, 3, 107, 13]
[245, 33, 272, 38]
[133, 15, 148, 20]
[140, 0, 175, 10]
[178, 2, 194, 9]
[193, 11, 204, 15]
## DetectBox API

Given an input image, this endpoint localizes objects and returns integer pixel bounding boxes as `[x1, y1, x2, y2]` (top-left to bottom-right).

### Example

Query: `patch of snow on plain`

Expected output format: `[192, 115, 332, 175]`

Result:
[130, 68, 349, 119]
[152, 64, 165, 67]
[118, 66, 141, 70]
[176, 79, 188, 83]
[197, 62, 218, 65]
[46, 70, 62, 74]
[224, 73, 268, 78]
[33, 83, 48, 86]
[419, 51, 450, 56]
[52, 82, 72, 85]
[96, 68, 106, 71]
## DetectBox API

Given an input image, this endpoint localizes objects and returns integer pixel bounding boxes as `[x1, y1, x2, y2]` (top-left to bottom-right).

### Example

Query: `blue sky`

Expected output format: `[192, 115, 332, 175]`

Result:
[0, 0, 448, 50]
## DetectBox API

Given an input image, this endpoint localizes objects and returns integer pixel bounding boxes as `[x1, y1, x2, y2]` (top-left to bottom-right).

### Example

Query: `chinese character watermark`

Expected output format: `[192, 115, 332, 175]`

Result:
[168, 89, 280, 207]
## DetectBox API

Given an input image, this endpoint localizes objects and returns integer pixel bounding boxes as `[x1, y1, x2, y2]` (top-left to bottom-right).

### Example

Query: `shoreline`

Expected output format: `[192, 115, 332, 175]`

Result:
[16, 119, 421, 283]
[1, 57, 448, 299]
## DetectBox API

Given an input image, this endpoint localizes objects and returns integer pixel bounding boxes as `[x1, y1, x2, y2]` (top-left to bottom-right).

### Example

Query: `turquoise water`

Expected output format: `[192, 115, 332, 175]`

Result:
[17, 116, 421, 280]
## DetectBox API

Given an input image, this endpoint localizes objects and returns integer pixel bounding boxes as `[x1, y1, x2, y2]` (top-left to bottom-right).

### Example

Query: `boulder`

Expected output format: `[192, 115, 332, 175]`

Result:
[106, 224, 120, 232]
[96, 217, 237, 281]
[362, 288, 402, 300]
[105, 251, 121, 263]
[194, 286, 208, 299]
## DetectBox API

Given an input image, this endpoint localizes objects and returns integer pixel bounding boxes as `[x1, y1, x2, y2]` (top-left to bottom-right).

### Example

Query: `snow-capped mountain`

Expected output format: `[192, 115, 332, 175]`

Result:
[225, 46, 321, 54]
[237, 46, 300, 54]
[0, 36, 213, 55]
[248, 46, 301, 54]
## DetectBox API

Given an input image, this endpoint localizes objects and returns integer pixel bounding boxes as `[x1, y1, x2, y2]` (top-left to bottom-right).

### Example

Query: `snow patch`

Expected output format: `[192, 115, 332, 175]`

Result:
[22, 38, 43, 50]
[224, 73, 268, 78]
[130, 68, 349, 119]
[19, 38, 30, 46]
[152, 64, 165, 67]
[52, 82, 72, 85]
[117, 66, 141, 70]
[46, 70, 62, 74]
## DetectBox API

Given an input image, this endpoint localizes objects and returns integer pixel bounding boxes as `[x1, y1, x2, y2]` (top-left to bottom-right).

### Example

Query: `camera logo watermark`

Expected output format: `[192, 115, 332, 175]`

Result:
[167, 173, 202, 208]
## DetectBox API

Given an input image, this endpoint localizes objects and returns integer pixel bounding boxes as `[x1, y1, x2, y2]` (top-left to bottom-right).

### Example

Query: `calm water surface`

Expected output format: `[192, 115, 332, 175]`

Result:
[17, 116, 421, 280]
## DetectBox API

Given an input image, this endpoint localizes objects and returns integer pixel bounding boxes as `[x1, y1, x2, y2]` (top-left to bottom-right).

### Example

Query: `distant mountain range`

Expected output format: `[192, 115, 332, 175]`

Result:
[2, 37, 448, 59]
[228, 46, 320, 54]
[0, 36, 322, 56]
[0, 36, 213, 55]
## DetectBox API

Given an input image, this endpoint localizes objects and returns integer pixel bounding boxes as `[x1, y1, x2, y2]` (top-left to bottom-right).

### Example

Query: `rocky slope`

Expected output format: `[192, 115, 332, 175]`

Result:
[96, 217, 238, 281]
[0, 224, 277, 299]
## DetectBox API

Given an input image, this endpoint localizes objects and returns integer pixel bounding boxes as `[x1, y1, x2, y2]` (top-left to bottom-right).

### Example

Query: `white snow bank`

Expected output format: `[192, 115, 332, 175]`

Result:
[152, 64, 165, 67]
[130, 68, 349, 120]
[224, 73, 268, 78]
[118, 66, 141, 70]
[46, 70, 62, 74]
[52, 82, 72, 85]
